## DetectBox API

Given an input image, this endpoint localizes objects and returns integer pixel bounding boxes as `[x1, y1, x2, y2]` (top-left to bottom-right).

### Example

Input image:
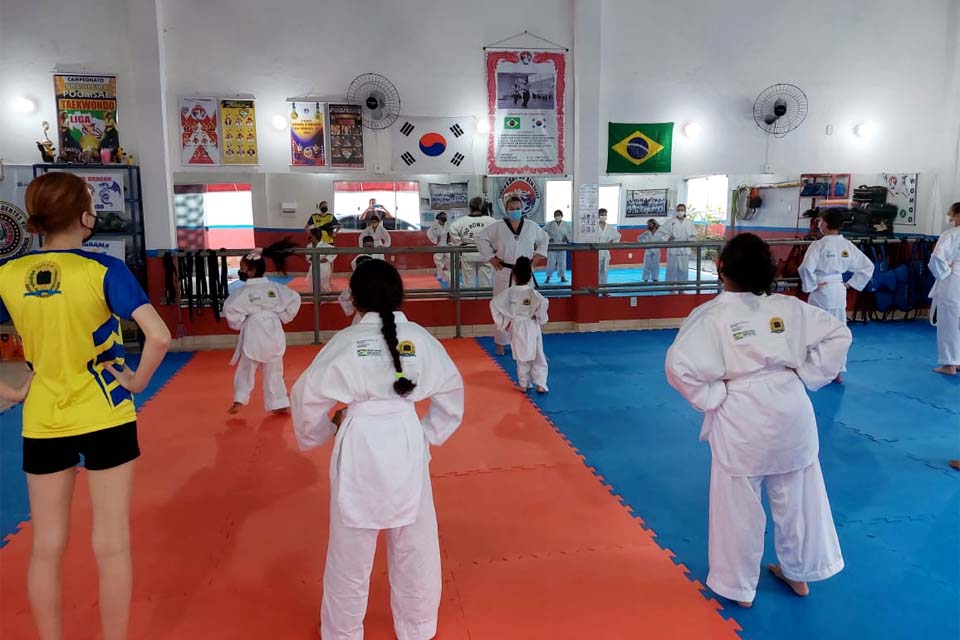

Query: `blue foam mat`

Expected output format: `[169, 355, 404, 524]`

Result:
[0, 352, 194, 546]
[479, 321, 959, 640]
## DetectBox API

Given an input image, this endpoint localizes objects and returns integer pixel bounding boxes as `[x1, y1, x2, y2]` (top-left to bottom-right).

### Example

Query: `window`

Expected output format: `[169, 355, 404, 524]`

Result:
[545, 181, 622, 224]
[333, 181, 421, 229]
[684, 175, 728, 224]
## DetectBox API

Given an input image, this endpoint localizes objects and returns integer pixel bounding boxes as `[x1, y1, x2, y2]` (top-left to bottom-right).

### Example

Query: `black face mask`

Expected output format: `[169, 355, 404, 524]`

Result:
[320, 206, 328, 213]
[238, 272, 249, 281]
[82, 212, 101, 242]
[437, 217, 447, 224]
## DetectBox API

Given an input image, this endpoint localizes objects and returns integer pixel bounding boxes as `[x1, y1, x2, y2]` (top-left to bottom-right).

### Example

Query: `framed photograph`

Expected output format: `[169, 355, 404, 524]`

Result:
[624, 189, 668, 218]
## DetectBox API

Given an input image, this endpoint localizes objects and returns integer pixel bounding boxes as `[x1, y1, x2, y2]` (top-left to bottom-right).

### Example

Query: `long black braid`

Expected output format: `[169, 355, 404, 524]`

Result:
[350, 259, 417, 396]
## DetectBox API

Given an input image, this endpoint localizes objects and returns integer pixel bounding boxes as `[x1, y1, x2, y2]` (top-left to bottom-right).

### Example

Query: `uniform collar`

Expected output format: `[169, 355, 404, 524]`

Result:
[244, 277, 269, 284]
[359, 311, 409, 325]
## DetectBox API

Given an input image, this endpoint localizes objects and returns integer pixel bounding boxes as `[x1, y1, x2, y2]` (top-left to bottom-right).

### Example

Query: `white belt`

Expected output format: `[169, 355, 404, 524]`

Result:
[347, 398, 416, 419]
[725, 367, 794, 391]
[818, 273, 844, 284]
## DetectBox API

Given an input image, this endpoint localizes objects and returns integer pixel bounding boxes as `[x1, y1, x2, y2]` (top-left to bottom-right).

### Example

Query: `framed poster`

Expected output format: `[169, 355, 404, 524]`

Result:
[882, 173, 918, 226]
[486, 50, 566, 175]
[428, 182, 469, 210]
[53, 73, 119, 163]
[289, 101, 325, 167]
[328, 104, 364, 169]
[220, 99, 258, 165]
[179, 97, 221, 165]
[81, 172, 125, 212]
[624, 189, 668, 218]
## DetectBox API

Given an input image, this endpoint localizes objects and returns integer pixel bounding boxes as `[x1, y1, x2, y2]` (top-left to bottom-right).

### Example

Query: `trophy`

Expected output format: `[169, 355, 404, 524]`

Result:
[36, 121, 56, 163]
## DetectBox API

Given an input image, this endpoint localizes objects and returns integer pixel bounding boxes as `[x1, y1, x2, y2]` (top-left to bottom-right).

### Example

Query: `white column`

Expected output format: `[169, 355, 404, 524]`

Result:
[127, 0, 175, 251]
[571, 0, 603, 243]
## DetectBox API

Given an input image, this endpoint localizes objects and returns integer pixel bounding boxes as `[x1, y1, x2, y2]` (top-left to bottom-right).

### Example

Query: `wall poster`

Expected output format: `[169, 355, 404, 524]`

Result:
[428, 182, 469, 210]
[289, 101, 325, 167]
[624, 189, 669, 218]
[882, 173, 918, 226]
[220, 99, 259, 165]
[486, 49, 565, 175]
[179, 97, 221, 165]
[328, 103, 364, 169]
[577, 183, 599, 238]
[53, 73, 119, 163]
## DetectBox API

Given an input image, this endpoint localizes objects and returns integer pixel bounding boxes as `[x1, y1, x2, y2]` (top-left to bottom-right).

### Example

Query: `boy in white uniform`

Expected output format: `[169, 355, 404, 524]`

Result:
[596, 208, 622, 287]
[929, 202, 960, 376]
[660, 204, 697, 289]
[666, 233, 850, 608]
[358, 213, 392, 249]
[639, 218, 663, 282]
[426, 212, 450, 282]
[291, 259, 464, 640]
[447, 197, 496, 289]
[798, 209, 874, 381]
[490, 257, 549, 392]
[477, 196, 549, 355]
[224, 241, 302, 414]
[543, 209, 572, 283]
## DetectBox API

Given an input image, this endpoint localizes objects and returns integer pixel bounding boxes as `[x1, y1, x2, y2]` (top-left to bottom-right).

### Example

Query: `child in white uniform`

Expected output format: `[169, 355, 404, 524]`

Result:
[306, 227, 334, 293]
[798, 209, 874, 381]
[597, 208, 622, 287]
[426, 212, 450, 282]
[338, 255, 375, 326]
[490, 257, 549, 393]
[358, 213, 392, 249]
[224, 240, 302, 414]
[930, 202, 960, 376]
[666, 233, 850, 608]
[291, 259, 465, 640]
[639, 218, 662, 282]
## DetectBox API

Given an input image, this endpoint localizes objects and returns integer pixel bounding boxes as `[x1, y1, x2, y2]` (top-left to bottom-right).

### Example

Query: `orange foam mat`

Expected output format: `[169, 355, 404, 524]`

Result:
[288, 272, 443, 294]
[0, 341, 740, 639]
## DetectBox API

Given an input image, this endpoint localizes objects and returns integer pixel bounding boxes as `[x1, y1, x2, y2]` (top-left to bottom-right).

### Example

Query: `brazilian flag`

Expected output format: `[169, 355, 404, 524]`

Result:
[607, 122, 674, 173]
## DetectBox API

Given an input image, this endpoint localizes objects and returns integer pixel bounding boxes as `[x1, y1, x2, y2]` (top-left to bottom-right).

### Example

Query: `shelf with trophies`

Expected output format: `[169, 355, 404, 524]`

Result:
[33, 119, 147, 289]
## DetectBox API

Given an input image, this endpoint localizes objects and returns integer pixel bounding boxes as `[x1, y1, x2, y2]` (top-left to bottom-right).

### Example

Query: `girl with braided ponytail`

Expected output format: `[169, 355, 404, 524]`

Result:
[291, 259, 464, 639]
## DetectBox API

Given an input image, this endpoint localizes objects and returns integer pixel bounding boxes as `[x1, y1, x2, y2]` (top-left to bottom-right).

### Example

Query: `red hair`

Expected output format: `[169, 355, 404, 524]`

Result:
[24, 172, 91, 234]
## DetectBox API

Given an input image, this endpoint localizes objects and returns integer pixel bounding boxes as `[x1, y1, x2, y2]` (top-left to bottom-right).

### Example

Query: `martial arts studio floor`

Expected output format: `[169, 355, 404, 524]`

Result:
[0, 322, 956, 639]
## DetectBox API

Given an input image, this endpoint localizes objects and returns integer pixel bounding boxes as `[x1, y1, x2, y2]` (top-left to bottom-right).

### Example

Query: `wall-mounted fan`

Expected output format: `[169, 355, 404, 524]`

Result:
[753, 84, 808, 138]
[346, 73, 401, 130]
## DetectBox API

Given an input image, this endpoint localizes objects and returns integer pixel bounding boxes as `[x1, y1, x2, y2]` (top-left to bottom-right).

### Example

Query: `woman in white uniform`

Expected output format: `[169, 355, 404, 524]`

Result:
[490, 257, 549, 393]
[660, 204, 697, 289]
[426, 212, 450, 282]
[224, 241, 303, 414]
[639, 218, 662, 282]
[596, 208, 621, 287]
[798, 209, 874, 380]
[930, 202, 960, 376]
[666, 233, 850, 608]
[305, 227, 334, 293]
[291, 259, 465, 640]
[543, 209, 572, 283]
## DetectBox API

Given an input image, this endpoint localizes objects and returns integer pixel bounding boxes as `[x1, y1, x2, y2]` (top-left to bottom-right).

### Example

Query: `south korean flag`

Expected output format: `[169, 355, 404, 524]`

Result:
[391, 116, 475, 174]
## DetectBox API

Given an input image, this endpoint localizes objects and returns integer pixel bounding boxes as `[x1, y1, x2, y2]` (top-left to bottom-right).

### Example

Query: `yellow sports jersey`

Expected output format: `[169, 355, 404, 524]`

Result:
[0, 250, 149, 438]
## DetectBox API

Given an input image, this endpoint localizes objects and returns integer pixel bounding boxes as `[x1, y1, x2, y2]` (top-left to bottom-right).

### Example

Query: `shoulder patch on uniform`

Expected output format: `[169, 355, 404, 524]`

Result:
[841, 250, 850, 258]
[522, 298, 532, 306]
[267, 289, 277, 298]
[769, 317, 785, 334]
[398, 340, 416, 357]
[24, 261, 63, 298]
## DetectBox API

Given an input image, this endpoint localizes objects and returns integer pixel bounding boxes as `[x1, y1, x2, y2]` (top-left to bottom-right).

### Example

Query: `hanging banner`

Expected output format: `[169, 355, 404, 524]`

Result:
[625, 189, 669, 218]
[220, 99, 259, 165]
[179, 97, 221, 165]
[491, 177, 546, 224]
[428, 183, 469, 210]
[391, 116, 476, 174]
[328, 104, 364, 169]
[289, 101, 325, 167]
[882, 173, 918, 226]
[0, 201, 33, 262]
[486, 50, 565, 175]
[53, 74, 119, 164]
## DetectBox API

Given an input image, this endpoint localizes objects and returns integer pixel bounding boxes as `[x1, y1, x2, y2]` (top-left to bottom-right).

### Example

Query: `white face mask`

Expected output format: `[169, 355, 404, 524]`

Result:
[554, 218, 563, 223]
[599, 215, 607, 222]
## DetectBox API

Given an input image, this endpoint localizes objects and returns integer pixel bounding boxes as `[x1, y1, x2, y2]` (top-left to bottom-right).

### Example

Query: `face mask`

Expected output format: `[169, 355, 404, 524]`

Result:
[508, 210, 522, 221]
[599, 215, 607, 222]
[437, 217, 447, 225]
[320, 206, 328, 213]
[677, 211, 686, 219]
[81, 212, 100, 242]
[238, 272, 249, 282]
[555, 218, 563, 223]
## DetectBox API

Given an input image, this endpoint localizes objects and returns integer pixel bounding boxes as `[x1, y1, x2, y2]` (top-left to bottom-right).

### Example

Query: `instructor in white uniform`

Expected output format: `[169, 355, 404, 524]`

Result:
[930, 202, 960, 376]
[666, 233, 850, 608]
[660, 204, 697, 290]
[477, 196, 549, 355]
[447, 197, 496, 289]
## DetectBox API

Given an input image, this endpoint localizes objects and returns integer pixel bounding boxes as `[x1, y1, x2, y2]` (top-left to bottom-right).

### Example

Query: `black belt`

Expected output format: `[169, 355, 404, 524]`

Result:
[499, 261, 540, 289]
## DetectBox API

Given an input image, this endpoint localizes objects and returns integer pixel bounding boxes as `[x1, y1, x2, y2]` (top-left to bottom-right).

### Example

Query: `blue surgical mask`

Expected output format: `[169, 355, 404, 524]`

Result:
[508, 210, 523, 221]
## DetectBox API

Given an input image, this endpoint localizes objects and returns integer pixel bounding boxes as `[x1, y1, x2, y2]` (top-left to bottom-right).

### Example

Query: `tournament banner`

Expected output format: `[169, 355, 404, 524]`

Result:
[607, 122, 674, 174]
[180, 97, 221, 165]
[328, 104, 364, 169]
[54, 74, 119, 163]
[391, 116, 475, 174]
[0, 201, 33, 262]
[289, 101, 325, 167]
[491, 177, 546, 224]
[625, 189, 669, 218]
[486, 50, 565, 175]
[882, 173, 918, 226]
[428, 182, 469, 211]
[220, 99, 258, 165]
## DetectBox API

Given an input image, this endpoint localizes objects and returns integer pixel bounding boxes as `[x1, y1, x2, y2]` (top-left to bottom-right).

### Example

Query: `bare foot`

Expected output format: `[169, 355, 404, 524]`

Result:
[833, 374, 843, 383]
[768, 564, 809, 597]
[495, 345, 505, 356]
[536, 386, 547, 394]
[228, 402, 243, 415]
[933, 366, 957, 375]
[949, 460, 960, 471]
[738, 601, 753, 608]
[272, 407, 290, 415]
[514, 384, 528, 392]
